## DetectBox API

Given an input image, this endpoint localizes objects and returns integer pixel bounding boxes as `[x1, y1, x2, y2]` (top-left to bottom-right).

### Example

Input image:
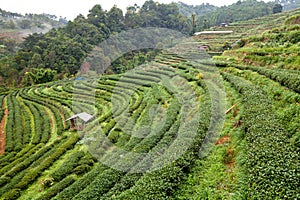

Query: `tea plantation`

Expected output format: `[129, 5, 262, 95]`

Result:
[0, 9, 299, 200]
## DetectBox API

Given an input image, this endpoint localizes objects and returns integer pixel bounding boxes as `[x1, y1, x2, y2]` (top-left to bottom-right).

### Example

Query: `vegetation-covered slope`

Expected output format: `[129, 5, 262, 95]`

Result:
[214, 12, 300, 70]
[193, 8, 300, 52]
[179, 0, 281, 31]
[0, 4, 299, 200]
[0, 8, 65, 41]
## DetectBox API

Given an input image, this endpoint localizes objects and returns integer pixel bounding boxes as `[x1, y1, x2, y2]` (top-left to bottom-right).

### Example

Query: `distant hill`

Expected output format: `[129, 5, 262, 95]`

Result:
[177, 2, 217, 17]
[177, 0, 300, 31]
[193, 8, 300, 52]
[213, 9, 300, 70]
[0, 8, 66, 41]
[275, 0, 300, 11]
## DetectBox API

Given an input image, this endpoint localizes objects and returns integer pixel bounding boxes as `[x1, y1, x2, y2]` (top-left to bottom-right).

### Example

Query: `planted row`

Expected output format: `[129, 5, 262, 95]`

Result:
[222, 72, 299, 199]
[113, 93, 211, 199]
[232, 64, 300, 93]
[5, 93, 24, 151]
[224, 67, 300, 148]
[1, 135, 80, 199]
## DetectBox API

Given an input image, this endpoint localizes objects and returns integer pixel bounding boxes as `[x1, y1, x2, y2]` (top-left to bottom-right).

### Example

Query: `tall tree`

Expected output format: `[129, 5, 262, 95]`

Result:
[192, 13, 197, 34]
[107, 6, 125, 33]
[87, 4, 108, 29]
[273, 3, 283, 13]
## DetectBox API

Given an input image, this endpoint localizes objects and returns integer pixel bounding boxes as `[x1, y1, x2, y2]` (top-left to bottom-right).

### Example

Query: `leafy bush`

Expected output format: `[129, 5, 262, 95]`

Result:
[232, 64, 300, 93]
[1, 189, 21, 200]
[36, 176, 76, 200]
[54, 164, 108, 200]
[50, 151, 84, 181]
[222, 72, 299, 199]
[285, 14, 300, 25]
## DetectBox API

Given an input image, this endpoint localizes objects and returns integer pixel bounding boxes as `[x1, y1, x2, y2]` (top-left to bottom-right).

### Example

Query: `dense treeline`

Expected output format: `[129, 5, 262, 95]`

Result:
[0, 1, 191, 87]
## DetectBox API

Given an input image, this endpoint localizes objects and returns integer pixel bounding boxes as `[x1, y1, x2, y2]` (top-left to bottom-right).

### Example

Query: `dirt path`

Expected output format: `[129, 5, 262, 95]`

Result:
[215, 135, 230, 145]
[0, 108, 8, 155]
[60, 111, 66, 128]
[44, 108, 54, 132]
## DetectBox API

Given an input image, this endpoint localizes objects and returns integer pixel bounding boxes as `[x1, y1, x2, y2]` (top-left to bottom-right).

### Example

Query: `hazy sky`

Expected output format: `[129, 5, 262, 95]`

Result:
[1, 0, 270, 20]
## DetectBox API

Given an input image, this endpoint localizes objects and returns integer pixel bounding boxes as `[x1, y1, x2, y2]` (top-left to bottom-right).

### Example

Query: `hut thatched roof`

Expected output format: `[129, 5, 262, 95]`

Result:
[66, 112, 93, 122]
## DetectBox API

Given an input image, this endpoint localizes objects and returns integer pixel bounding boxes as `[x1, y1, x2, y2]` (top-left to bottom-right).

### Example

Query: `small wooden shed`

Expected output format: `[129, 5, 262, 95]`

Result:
[66, 112, 93, 130]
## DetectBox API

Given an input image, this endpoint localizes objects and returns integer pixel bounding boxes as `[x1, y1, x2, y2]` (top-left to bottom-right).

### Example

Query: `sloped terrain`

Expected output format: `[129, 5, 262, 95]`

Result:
[0, 9, 299, 200]
[194, 9, 300, 52]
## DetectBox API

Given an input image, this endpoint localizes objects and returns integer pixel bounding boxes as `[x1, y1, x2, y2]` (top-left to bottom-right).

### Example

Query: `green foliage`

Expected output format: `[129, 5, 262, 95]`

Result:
[0, 144, 43, 177]
[40, 177, 54, 189]
[74, 169, 123, 199]
[176, 146, 228, 199]
[1, 188, 21, 200]
[0, 135, 78, 198]
[233, 64, 300, 93]
[222, 72, 299, 199]
[4, 93, 24, 151]
[36, 176, 76, 200]
[53, 164, 108, 199]
[228, 67, 300, 150]
[1, 0, 296, 87]
[50, 151, 85, 181]
[273, 3, 283, 14]
[0, 5, 300, 200]
[177, 2, 217, 19]
[111, 49, 161, 74]
[23, 68, 57, 86]
[0, 142, 56, 196]
[285, 14, 300, 25]
[179, 0, 274, 31]
[18, 19, 32, 29]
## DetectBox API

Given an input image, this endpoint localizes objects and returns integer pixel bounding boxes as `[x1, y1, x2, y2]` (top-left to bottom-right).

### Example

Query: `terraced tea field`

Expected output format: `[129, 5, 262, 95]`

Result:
[194, 8, 300, 52]
[0, 9, 299, 200]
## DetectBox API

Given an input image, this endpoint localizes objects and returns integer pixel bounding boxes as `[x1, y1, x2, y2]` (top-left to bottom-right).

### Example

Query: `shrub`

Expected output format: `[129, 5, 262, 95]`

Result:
[222, 72, 299, 199]
[1, 189, 21, 200]
[36, 176, 76, 200]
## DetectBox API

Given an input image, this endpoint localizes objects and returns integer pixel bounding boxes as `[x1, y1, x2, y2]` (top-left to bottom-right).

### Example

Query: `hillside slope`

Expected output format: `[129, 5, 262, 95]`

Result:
[0, 9, 65, 41]
[193, 8, 300, 52]
[0, 8, 299, 200]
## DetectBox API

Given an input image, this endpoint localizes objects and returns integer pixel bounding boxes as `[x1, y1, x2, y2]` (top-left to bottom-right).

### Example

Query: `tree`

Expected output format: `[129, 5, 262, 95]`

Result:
[192, 13, 197, 34]
[30, 53, 43, 68]
[87, 4, 108, 28]
[107, 6, 125, 33]
[125, 7, 140, 29]
[4, 20, 16, 29]
[18, 19, 32, 29]
[65, 17, 101, 45]
[273, 4, 283, 14]
[141, 0, 157, 11]
[275, 0, 300, 11]
[22, 68, 56, 86]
